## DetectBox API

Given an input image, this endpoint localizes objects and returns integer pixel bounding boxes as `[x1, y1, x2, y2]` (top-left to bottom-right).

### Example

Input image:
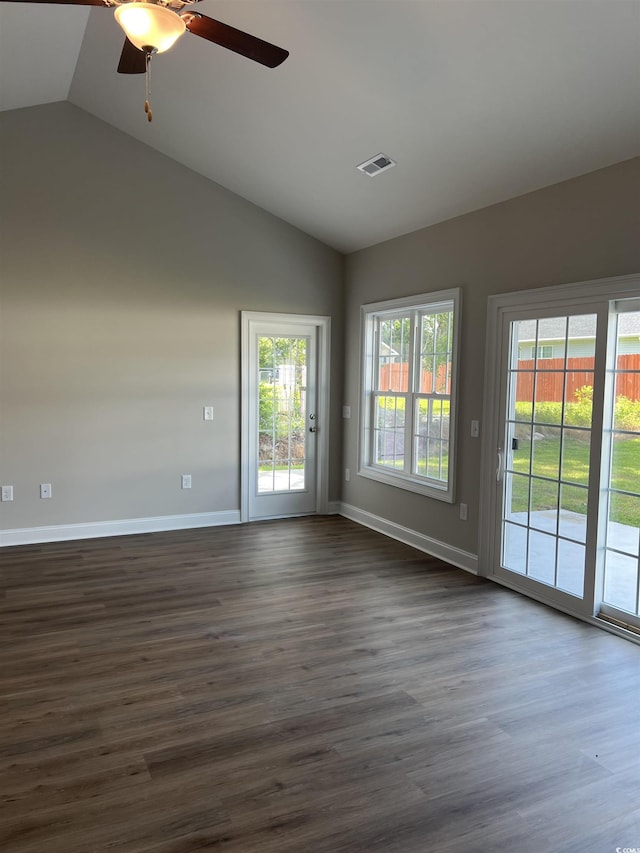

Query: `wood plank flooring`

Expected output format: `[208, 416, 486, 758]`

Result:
[0, 515, 638, 852]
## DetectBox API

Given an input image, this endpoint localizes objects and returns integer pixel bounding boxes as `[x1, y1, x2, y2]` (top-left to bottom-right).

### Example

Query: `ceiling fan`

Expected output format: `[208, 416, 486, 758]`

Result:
[4, 0, 289, 118]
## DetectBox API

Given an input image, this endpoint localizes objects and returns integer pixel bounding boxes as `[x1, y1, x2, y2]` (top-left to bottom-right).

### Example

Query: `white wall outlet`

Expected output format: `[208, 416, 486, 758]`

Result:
[471, 420, 480, 438]
[1, 485, 14, 502]
[345, 468, 350, 482]
[40, 483, 52, 499]
[203, 406, 214, 421]
[342, 406, 351, 419]
[181, 474, 192, 489]
[459, 502, 468, 521]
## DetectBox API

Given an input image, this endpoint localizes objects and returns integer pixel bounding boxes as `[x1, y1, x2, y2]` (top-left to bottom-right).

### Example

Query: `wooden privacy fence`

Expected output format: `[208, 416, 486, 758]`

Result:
[516, 355, 640, 402]
[379, 355, 640, 400]
[379, 362, 450, 394]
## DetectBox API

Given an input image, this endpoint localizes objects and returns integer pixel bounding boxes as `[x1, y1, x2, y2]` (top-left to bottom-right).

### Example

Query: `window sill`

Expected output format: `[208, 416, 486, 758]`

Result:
[358, 465, 454, 503]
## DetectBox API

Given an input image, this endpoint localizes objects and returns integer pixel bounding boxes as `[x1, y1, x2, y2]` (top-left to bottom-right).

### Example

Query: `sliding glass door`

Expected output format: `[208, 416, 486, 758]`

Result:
[600, 305, 640, 627]
[482, 276, 640, 636]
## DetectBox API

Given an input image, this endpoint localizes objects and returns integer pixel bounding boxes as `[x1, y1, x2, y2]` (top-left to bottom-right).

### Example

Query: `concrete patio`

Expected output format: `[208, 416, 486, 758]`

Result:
[504, 509, 639, 614]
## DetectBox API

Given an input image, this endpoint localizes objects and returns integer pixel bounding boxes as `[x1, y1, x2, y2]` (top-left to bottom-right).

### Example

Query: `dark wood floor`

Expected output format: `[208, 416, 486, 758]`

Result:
[0, 516, 638, 852]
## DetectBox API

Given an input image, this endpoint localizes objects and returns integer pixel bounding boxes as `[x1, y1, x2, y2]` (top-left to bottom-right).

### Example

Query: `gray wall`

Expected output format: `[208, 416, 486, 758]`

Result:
[342, 157, 640, 557]
[0, 102, 344, 530]
[2, 102, 639, 557]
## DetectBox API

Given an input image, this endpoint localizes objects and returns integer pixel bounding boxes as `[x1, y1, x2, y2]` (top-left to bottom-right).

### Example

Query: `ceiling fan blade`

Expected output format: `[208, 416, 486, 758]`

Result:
[183, 14, 288, 68]
[1, 0, 107, 5]
[117, 38, 146, 75]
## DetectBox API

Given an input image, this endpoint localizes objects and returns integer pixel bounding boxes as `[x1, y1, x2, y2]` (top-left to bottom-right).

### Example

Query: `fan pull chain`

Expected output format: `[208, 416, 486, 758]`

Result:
[144, 50, 153, 122]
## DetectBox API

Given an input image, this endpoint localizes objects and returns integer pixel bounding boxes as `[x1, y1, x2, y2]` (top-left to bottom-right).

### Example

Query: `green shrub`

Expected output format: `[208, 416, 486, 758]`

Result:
[565, 385, 593, 428]
[259, 382, 276, 432]
[514, 385, 640, 433]
[259, 382, 304, 437]
[615, 395, 640, 431]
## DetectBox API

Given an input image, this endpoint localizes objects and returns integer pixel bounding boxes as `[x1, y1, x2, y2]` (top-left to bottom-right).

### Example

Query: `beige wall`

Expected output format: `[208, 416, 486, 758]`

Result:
[0, 103, 344, 531]
[342, 157, 640, 558]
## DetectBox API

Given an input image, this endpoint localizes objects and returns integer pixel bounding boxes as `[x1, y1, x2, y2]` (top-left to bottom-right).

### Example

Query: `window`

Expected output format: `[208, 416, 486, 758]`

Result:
[530, 344, 553, 359]
[359, 288, 461, 501]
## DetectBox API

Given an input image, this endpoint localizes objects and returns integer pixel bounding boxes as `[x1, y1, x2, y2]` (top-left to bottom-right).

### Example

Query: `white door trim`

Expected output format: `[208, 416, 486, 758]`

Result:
[240, 311, 331, 523]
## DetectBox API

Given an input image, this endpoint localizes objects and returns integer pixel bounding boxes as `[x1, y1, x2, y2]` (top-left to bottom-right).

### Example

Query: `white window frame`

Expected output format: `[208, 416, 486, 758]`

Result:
[358, 288, 461, 502]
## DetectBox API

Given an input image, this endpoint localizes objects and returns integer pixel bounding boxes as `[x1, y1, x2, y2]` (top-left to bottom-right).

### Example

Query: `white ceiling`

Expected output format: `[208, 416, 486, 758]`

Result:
[2, 1, 639, 253]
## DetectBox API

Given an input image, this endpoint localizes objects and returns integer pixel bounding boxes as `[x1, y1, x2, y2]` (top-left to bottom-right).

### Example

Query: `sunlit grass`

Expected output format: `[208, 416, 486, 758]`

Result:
[510, 436, 640, 526]
[259, 464, 304, 471]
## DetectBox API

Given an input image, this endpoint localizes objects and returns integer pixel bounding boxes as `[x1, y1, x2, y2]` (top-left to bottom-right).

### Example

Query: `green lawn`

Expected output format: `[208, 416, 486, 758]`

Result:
[510, 435, 640, 526]
[259, 463, 304, 471]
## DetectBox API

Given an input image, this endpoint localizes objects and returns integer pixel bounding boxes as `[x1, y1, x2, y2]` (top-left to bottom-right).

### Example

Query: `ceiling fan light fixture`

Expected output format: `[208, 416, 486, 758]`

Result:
[114, 2, 186, 53]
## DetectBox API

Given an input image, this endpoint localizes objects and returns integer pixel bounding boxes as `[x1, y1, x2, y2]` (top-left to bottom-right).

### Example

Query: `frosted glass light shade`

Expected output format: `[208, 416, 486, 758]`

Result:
[114, 3, 186, 53]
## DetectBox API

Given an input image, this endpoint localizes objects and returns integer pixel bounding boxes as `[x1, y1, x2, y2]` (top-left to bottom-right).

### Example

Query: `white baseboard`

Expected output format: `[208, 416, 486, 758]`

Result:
[1, 506, 478, 575]
[0, 510, 241, 547]
[338, 502, 478, 574]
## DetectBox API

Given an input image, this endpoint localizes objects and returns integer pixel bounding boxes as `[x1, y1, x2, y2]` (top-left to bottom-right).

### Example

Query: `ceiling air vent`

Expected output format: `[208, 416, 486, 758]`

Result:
[357, 153, 397, 177]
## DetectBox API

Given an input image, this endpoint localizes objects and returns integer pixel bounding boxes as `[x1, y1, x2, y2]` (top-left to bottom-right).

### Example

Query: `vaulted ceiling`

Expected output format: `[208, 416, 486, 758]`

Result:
[1, 0, 639, 252]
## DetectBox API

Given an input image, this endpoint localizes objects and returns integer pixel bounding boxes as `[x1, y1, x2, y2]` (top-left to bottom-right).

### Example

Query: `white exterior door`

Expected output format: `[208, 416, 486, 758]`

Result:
[241, 313, 330, 522]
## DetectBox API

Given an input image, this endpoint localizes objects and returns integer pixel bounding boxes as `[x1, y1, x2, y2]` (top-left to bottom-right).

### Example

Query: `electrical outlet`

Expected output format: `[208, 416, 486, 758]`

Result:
[471, 420, 480, 438]
[1, 485, 14, 502]
[181, 474, 192, 489]
[40, 483, 52, 499]
[345, 468, 350, 482]
[342, 406, 351, 419]
[459, 502, 468, 521]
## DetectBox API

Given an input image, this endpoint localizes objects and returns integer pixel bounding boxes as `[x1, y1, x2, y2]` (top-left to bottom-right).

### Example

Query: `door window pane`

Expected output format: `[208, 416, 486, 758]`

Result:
[602, 309, 640, 618]
[504, 472, 530, 520]
[567, 315, 597, 353]
[607, 493, 640, 558]
[556, 540, 585, 596]
[501, 314, 597, 601]
[563, 376, 594, 428]
[604, 551, 639, 614]
[560, 434, 591, 485]
[508, 423, 532, 474]
[534, 380, 564, 424]
[558, 484, 588, 543]
[257, 335, 307, 493]
[503, 522, 527, 574]
[529, 478, 559, 531]
[531, 427, 561, 479]
[527, 530, 556, 585]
